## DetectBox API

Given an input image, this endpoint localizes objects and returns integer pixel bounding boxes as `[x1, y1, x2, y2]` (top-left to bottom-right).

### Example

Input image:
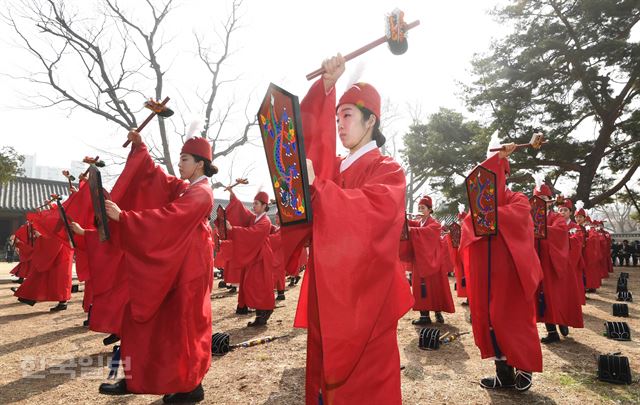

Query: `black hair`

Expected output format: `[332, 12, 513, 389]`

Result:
[192, 155, 218, 177]
[357, 107, 386, 147]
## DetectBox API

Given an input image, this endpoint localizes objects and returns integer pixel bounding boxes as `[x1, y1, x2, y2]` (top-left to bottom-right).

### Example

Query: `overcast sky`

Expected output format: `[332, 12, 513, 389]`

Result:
[3, 0, 634, 207]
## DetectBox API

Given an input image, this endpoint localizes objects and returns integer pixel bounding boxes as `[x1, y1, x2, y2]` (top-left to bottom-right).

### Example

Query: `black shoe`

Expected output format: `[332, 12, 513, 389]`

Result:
[541, 332, 560, 344]
[294, 276, 301, 285]
[10, 287, 18, 293]
[276, 291, 286, 301]
[71, 284, 79, 293]
[480, 361, 515, 389]
[515, 370, 533, 392]
[99, 379, 128, 395]
[218, 280, 227, 288]
[559, 326, 569, 337]
[50, 302, 67, 312]
[103, 334, 120, 346]
[412, 316, 431, 325]
[248, 310, 272, 327]
[18, 298, 36, 306]
[236, 306, 249, 315]
[83, 319, 90, 327]
[288, 278, 296, 287]
[461, 299, 469, 306]
[435, 312, 445, 324]
[227, 286, 237, 293]
[163, 384, 204, 403]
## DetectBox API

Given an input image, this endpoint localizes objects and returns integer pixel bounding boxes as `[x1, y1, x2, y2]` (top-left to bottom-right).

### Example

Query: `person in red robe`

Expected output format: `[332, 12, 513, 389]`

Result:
[557, 199, 587, 306]
[575, 207, 602, 292]
[225, 190, 275, 326]
[289, 54, 413, 404]
[452, 209, 469, 304]
[14, 206, 73, 311]
[286, 243, 308, 286]
[533, 184, 583, 344]
[459, 146, 543, 392]
[9, 224, 34, 282]
[80, 131, 215, 403]
[408, 196, 455, 325]
[270, 217, 286, 300]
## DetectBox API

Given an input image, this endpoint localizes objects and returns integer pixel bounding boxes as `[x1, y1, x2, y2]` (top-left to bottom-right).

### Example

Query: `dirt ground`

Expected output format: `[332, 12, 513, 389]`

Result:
[0, 265, 638, 404]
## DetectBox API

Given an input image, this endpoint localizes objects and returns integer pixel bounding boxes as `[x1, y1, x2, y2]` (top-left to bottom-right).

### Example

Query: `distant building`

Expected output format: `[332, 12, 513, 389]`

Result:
[0, 177, 71, 245]
[20, 154, 84, 182]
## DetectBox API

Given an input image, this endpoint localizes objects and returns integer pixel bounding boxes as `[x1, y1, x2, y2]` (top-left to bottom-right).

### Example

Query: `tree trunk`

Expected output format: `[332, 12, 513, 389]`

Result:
[574, 121, 616, 207]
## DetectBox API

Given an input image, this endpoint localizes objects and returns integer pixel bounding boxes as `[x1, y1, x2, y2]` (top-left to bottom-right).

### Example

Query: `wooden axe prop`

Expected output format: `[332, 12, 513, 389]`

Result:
[224, 178, 249, 192]
[306, 9, 420, 81]
[62, 170, 76, 192]
[50, 193, 76, 248]
[211, 332, 289, 356]
[489, 132, 547, 152]
[80, 156, 105, 179]
[122, 97, 174, 147]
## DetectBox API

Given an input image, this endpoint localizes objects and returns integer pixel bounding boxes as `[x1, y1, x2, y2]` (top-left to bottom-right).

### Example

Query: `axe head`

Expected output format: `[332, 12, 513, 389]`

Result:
[144, 99, 174, 117]
[530, 132, 545, 149]
[386, 9, 409, 55]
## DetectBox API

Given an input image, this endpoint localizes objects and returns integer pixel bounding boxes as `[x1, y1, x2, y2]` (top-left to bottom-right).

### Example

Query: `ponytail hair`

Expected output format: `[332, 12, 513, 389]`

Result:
[192, 155, 219, 177]
[358, 107, 386, 147]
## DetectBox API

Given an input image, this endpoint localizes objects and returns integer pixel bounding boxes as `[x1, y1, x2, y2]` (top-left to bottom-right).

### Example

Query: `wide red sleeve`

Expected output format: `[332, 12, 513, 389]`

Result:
[542, 213, 570, 277]
[227, 216, 271, 267]
[225, 192, 255, 226]
[409, 220, 443, 276]
[300, 78, 338, 182]
[297, 159, 414, 386]
[111, 143, 187, 210]
[118, 184, 213, 322]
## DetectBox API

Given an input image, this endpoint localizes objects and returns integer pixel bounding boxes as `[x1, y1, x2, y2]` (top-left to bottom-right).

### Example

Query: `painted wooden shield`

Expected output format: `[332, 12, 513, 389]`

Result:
[88, 165, 110, 242]
[465, 166, 498, 237]
[257, 83, 312, 227]
[400, 214, 410, 241]
[215, 205, 227, 240]
[449, 222, 461, 248]
[529, 195, 547, 239]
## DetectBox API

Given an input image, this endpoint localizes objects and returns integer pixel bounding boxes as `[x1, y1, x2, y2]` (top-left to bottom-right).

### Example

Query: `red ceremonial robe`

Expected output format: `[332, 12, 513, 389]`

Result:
[598, 231, 611, 279]
[270, 226, 286, 291]
[10, 225, 34, 279]
[459, 153, 543, 372]
[292, 79, 413, 405]
[117, 172, 214, 394]
[226, 194, 275, 311]
[583, 228, 602, 290]
[84, 143, 188, 335]
[14, 232, 73, 303]
[567, 221, 587, 305]
[535, 212, 583, 328]
[408, 217, 455, 313]
[447, 232, 467, 298]
[286, 244, 308, 278]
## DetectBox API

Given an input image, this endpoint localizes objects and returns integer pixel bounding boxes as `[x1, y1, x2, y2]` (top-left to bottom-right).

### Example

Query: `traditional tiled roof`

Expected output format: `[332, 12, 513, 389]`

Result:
[0, 177, 72, 213]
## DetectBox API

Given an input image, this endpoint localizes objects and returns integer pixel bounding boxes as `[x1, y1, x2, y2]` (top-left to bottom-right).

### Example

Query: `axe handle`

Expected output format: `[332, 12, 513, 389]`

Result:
[122, 96, 171, 147]
[305, 20, 420, 81]
[489, 141, 548, 152]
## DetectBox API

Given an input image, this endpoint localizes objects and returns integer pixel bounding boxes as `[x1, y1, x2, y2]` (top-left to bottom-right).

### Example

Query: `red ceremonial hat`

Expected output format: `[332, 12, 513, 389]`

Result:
[254, 191, 269, 205]
[558, 198, 573, 210]
[418, 196, 433, 209]
[534, 184, 553, 197]
[337, 82, 381, 118]
[457, 212, 466, 221]
[575, 208, 586, 217]
[181, 137, 212, 161]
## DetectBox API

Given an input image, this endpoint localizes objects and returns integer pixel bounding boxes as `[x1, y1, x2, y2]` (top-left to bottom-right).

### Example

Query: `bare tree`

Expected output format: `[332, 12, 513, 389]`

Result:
[4, 0, 252, 177]
[592, 197, 640, 234]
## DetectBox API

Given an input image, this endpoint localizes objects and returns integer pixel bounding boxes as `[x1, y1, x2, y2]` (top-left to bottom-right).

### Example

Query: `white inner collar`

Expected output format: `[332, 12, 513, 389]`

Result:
[340, 141, 377, 173]
[254, 212, 267, 223]
[189, 175, 208, 187]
